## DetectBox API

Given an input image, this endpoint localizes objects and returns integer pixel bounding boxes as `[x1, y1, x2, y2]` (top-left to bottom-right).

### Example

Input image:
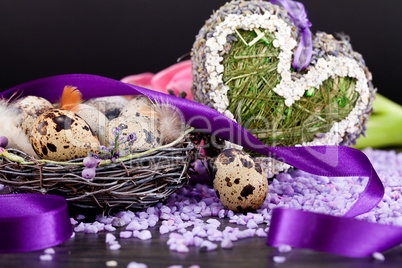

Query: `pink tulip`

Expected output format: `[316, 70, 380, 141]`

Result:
[121, 60, 193, 100]
[120, 72, 154, 89]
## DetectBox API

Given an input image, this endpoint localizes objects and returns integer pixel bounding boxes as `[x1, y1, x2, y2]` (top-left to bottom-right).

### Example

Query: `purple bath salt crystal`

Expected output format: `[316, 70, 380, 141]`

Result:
[44, 248, 55, 254]
[138, 230, 152, 240]
[218, 209, 226, 219]
[193, 206, 202, 214]
[273, 256, 287, 264]
[200, 207, 212, 217]
[76, 214, 85, 220]
[70, 218, 78, 225]
[127, 262, 148, 268]
[246, 219, 258, 229]
[220, 239, 233, 249]
[105, 224, 117, 232]
[39, 254, 53, 261]
[120, 231, 133, 239]
[278, 245, 292, 253]
[372, 252, 385, 261]
[206, 218, 221, 227]
[188, 266, 200, 268]
[236, 218, 247, 225]
[176, 244, 189, 253]
[255, 228, 267, 237]
[194, 237, 204, 247]
[200, 241, 218, 251]
[126, 220, 142, 231]
[160, 205, 171, 214]
[106, 233, 117, 244]
[85, 225, 98, 234]
[74, 222, 85, 233]
[109, 244, 121, 251]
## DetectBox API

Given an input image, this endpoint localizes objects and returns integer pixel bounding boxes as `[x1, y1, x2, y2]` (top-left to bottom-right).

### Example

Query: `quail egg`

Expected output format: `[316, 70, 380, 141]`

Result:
[30, 109, 100, 161]
[76, 104, 109, 145]
[85, 96, 129, 120]
[213, 148, 268, 212]
[119, 96, 159, 120]
[105, 115, 161, 152]
[14, 96, 54, 136]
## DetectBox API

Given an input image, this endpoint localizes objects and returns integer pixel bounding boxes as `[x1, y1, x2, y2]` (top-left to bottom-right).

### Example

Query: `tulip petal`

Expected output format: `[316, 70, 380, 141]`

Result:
[151, 60, 192, 98]
[166, 67, 193, 99]
[121, 72, 154, 88]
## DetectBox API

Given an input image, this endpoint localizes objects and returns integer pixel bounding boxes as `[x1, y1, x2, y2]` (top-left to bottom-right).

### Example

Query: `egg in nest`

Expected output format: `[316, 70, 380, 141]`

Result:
[213, 148, 268, 213]
[30, 109, 100, 161]
[105, 115, 161, 151]
[14, 96, 54, 136]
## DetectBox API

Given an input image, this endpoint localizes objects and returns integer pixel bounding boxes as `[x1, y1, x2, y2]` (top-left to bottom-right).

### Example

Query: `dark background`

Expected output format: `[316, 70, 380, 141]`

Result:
[1, 0, 401, 104]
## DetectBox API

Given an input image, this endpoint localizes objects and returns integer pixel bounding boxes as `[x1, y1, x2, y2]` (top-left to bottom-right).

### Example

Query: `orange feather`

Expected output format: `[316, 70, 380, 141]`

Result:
[60, 86, 82, 113]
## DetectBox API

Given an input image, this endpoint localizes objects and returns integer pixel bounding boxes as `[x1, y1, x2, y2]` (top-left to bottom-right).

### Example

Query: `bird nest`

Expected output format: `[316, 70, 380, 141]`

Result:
[0, 129, 196, 210]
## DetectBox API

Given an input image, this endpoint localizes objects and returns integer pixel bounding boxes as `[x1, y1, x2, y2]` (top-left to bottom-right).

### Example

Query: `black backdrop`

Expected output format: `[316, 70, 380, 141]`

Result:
[1, 0, 401, 104]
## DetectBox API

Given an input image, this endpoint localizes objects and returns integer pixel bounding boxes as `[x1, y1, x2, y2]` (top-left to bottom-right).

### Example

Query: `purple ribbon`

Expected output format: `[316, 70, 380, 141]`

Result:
[270, 0, 313, 71]
[0, 194, 72, 253]
[0, 74, 400, 257]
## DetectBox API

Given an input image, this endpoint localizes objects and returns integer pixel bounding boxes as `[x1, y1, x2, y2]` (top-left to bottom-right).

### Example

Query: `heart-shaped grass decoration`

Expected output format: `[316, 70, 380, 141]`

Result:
[191, 0, 375, 150]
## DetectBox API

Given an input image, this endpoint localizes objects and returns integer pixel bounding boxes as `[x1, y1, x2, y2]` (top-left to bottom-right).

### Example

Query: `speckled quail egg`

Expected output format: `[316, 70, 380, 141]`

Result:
[30, 109, 100, 161]
[76, 104, 109, 145]
[120, 96, 159, 120]
[105, 115, 161, 152]
[213, 148, 268, 213]
[85, 96, 129, 120]
[14, 96, 54, 136]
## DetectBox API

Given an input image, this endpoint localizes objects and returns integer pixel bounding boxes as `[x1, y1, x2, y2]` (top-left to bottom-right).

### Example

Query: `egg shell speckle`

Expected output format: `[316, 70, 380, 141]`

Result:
[76, 104, 109, 145]
[86, 96, 129, 120]
[119, 96, 159, 120]
[213, 149, 268, 213]
[30, 109, 100, 161]
[105, 115, 161, 151]
[15, 96, 54, 136]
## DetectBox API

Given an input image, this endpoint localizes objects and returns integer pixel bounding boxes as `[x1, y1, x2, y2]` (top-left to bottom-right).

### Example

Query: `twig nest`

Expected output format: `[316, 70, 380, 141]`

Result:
[85, 96, 129, 120]
[106, 115, 161, 151]
[14, 96, 54, 136]
[213, 148, 268, 212]
[30, 109, 100, 161]
[191, 0, 376, 176]
[76, 104, 109, 145]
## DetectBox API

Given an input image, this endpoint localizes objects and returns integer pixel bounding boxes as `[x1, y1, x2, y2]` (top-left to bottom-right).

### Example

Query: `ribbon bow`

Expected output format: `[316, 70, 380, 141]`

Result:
[270, 0, 313, 71]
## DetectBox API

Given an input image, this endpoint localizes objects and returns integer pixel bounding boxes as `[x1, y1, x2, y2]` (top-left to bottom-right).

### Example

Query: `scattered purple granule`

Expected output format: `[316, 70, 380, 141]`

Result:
[70, 218, 78, 225]
[106, 233, 116, 244]
[109, 243, 121, 251]
[220, 238, 233, 249]
[273, 256, 287, 263]
[278, 244, 292, 253]
[44, 248, 55, 255]
[372, 252, 385, 261]
[120, 231, 133, 239]
[127, 262, 148, 268]
[39, 254, 53, 261]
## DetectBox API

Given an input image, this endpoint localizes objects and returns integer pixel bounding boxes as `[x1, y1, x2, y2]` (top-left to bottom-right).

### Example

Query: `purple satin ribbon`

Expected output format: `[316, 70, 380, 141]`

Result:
[0, 74, 398, 257]
[0, 194, 72, 253]
[270, 0, 313, 71]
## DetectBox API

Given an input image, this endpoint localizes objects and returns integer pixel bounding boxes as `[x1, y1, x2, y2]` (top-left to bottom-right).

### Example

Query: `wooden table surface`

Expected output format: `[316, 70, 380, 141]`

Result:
[1, 214, 402, 268]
